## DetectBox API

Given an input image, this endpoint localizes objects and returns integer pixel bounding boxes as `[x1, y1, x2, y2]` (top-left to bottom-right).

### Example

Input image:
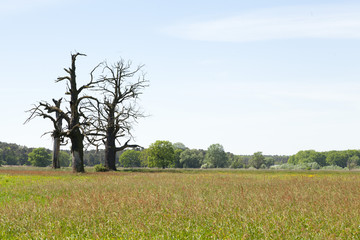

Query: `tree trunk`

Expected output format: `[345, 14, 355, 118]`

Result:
[68, 53, 85, 173]
[71, 129, 85, 173]
[104, 106, 117, 171]
[104, 133, 117, 171]
[52, 98, 62, 169]
[52, 137, 60, 169]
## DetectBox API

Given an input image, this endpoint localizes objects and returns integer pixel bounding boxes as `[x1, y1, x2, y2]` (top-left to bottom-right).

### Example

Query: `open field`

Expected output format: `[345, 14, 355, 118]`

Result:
[0, 168, 360, 239]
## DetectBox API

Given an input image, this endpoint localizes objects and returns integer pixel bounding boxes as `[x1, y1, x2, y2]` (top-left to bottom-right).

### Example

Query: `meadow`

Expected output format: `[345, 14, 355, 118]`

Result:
[0, 168, 360, 239]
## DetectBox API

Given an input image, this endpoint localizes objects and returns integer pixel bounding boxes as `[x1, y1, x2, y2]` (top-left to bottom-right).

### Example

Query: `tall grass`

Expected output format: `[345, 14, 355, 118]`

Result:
[0, 169, 359, 239]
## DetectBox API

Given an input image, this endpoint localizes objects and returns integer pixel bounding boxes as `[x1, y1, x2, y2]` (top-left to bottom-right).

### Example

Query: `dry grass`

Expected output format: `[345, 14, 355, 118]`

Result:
[0, 169, 360, 239]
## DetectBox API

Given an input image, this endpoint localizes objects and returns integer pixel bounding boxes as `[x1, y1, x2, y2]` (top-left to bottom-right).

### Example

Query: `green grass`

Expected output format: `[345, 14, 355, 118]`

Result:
[0, 168, 360, 239]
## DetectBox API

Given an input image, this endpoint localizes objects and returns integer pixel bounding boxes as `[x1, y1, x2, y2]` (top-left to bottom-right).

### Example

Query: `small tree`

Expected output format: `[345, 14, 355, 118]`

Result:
[230, 155, 244, 169]
[180, 149, 203, 168]
[205, 144, 228, 168]
[264, 157, 275, 168]
[148, 140, 174, 169]
[139, 149, 150, 167]
[173, 149, 184, 168]
[250, 152, 265, 169]
[172, 142, 187, 168]
[28, 148, 51, 167]
[119, 150, 141, 168]
[347, 155, 359, 170]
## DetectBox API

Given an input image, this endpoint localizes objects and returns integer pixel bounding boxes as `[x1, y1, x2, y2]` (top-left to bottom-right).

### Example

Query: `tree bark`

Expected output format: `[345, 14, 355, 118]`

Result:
[52, 138, 60, 169]
[104, 134, 117, 171]
[70, 128, 85, 172]
[104, 107, 117, 170]
[52, 98, 62, 169]
[66, 53, 86, 173]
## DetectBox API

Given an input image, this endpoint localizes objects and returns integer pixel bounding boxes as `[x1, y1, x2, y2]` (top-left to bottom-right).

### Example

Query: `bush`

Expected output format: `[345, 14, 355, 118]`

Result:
[201, 163, 214, 169]
[308, 162, 320, 170]
[270, 165, 281, 170]
[94, 164, 108, 172]
[321, 165, 344, 170]
[269, 162, 320, 170]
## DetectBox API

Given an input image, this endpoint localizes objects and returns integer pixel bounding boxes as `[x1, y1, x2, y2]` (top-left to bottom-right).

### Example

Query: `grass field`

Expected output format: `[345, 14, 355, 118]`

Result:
[0, 168, 360, 239]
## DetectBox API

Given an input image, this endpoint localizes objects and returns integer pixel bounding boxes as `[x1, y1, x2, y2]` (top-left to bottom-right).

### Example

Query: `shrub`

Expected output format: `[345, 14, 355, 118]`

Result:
[321, 165, 343, 170]
[270, 165, 281, 170]
[201, 163, 214, 169]
[94, 164, 108, 172]
[308, 162, 320, 170]
[270, 162, 320, 170]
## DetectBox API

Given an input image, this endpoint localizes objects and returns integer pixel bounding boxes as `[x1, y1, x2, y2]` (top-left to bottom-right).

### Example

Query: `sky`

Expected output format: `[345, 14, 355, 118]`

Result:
[1, 0, 360, 155]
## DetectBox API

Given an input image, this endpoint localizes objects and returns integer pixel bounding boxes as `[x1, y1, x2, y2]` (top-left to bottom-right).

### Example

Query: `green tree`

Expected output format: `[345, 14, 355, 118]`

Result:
[205, 144, 228, 168]
[264, 157, 275, 168]
[148, 141, 175, 169]
[2, 147, 18, 165]
[230, 155, 244, 168]
[28, 148, 51, 167]
[173, 148, 184, 168]
[173, 142, 187, 150]
[119, 150, 141, 167]
[288, 150, 326, 166]
[326, 151, 348, 168]
[180, 149, 203, 168]
[139, 149, 149, 167]
[0, 149, 3, 166]
[347, 155, 359, 170]
[59, 151, 71, 167]
[249, 152, 265, 169]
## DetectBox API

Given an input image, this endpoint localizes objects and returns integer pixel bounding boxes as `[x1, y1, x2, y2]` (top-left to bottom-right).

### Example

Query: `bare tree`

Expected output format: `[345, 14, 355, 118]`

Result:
[26, 53, 101, 173]
[86, 60, 148, 170]
[52, 98, 63, 169]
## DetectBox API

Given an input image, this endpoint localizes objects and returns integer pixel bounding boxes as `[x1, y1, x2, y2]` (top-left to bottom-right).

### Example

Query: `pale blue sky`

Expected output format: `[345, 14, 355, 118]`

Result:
[1, 0, 360, 155]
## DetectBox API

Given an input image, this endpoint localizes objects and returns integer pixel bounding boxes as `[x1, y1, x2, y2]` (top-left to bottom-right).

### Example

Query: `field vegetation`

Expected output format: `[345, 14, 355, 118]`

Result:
[0, 168, 360, 239]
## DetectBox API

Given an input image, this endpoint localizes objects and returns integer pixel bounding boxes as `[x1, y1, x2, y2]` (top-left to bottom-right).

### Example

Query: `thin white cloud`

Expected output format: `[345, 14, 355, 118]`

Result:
[165, 4, 360, 42]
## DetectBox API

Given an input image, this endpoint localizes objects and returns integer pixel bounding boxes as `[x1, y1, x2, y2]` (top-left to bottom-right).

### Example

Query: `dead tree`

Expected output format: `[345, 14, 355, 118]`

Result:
[26, 53, 102, 173]
[52, 98, 63, 169]
[87, 60, 148, 170]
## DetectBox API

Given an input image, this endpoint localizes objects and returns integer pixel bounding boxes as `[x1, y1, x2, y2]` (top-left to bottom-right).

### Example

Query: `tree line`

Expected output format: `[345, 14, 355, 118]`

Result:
[2, 140, 359, 170]
[286, 149, 360, 170]
[117, 141, 288, 169]
[0, 141, 288, 169]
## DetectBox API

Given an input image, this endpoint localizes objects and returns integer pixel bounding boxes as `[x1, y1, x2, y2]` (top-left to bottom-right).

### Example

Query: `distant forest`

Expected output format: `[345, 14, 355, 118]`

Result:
[3, 141, 359, 170]
[0, 141, 289, 168]
[0, 141, 106, 167]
